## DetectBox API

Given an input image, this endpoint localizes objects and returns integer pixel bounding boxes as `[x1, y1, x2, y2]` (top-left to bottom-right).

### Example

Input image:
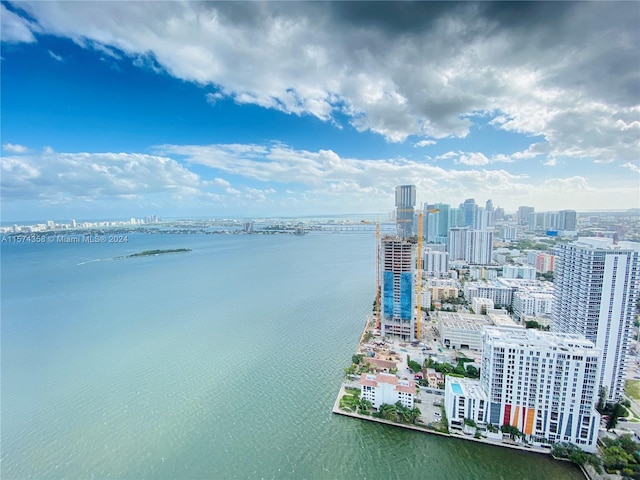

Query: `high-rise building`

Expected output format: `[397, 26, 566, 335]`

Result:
[448, 207, 463, 228]
[552, 238, 640, 401]
[447, 228, 494, 265]
[517, 206, 535, 226]
[424, 249, 449, 277]
[475, 327, 601, 451]
[447, 227, 468, 261]
[462, 198, 477, 228]
[422, 203, 450, 244]
[558, 210, 577, 231]
[466, 230, 494, 265]
[395, 185, 416, 239]
[381, 236, 416, 340]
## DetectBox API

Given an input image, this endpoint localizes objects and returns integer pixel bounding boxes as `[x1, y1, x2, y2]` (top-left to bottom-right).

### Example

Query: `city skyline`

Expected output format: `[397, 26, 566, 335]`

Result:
[2, 2, 639, 221]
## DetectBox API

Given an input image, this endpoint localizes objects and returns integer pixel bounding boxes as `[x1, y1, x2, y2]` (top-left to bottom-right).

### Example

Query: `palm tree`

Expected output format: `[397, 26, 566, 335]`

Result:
[359, 398, 372, 413]
[409, 407, 422, 424]
[379, 403, 397, 421]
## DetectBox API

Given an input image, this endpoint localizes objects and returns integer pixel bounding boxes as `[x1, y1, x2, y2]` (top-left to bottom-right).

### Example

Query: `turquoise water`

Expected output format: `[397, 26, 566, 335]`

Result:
[451, 383, 463, 395]
[1, 232, 582, 479]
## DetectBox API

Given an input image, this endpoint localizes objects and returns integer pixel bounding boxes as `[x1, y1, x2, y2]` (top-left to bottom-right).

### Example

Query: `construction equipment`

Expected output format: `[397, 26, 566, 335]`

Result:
[415, 211, 423, 341]
[375, 221, 381, 330]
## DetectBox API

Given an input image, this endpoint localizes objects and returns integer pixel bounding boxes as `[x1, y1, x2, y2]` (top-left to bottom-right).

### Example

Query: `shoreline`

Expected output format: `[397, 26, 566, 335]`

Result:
[332, 316, 587, 477]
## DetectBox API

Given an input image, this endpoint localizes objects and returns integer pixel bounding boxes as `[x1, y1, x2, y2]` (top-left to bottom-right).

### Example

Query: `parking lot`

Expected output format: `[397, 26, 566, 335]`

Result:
[415, 389, 446, 426]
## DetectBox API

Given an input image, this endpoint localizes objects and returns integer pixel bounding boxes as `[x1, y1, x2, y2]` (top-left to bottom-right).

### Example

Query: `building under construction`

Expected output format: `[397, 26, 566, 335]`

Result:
[380, 236, 416, 341]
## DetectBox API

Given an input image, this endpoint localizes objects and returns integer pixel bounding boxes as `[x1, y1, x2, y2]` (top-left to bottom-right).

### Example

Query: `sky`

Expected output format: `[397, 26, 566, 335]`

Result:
[1, 1, 639, 222]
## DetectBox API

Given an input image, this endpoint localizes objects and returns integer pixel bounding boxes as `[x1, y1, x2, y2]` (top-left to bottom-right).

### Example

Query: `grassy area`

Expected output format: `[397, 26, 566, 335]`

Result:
[626, 380, 640, 401]
[339, 391, 360, 412]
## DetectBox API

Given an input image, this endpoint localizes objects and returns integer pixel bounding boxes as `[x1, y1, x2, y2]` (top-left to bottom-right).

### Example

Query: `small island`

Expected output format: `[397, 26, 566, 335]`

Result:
[116, 248, 191, 259]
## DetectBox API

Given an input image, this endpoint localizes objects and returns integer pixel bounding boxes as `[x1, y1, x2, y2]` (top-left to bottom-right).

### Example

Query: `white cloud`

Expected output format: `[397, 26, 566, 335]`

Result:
[1, 4, 38, 43]
[48, 50, 63, 61]
[621, 162, 640, 174]
[8, 1, 638, 161]
[206, 92, 225, 106]
[1, 151, 202, 204]
[2, 143, 29, 154]
[457, 152, 490, 166]
[212, 177, 231, 187]
[414, 140, 436, 148]
[2, 143, 637, 217]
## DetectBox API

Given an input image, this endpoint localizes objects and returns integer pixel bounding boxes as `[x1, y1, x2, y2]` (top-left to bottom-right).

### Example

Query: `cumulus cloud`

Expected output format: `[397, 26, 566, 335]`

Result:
[2, 143, 29, 154]
[156, 142, 639, 211]
[2, 142, 637, 216]
[5, 0, 638, 164]
[0, 150, 202, 204]
[414, 140, 436, 148]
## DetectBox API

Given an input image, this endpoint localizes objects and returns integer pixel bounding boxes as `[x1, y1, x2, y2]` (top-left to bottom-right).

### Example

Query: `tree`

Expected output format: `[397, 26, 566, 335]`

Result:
[525, 320, 541, 329]
[359, 398, 372, 414]
[606, 403, 626, 431]
[408, 359, 422, 373]
[379, 403, 397, 421]
[409, 407, 421, 424]
[352, 354, 364, 365]
[465, 365, 479, 378]
[597, 386, 608, 413]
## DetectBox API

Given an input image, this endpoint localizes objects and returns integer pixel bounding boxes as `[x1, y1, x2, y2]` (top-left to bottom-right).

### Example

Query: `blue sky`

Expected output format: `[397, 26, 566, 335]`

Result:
[1, 1, 639, 222]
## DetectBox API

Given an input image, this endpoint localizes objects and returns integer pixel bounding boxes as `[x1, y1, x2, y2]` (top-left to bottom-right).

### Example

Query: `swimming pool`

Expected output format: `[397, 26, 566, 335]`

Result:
[451, 383, 463, 395]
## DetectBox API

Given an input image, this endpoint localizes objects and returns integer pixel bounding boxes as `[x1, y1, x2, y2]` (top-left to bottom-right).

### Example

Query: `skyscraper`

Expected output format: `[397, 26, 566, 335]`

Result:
[381, 236, 415, 340]
[517, 206, 535, 226]
[552, 238, 640, 401]
[558, 210, 577, 231]
[462, 198, 477, 228]
[395, 185, 416, 239]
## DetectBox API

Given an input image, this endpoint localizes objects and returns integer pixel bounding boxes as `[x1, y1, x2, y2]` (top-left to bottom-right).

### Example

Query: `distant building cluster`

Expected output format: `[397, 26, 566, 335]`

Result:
[372, 184, 640, 455]
[2, 215, 161, 234]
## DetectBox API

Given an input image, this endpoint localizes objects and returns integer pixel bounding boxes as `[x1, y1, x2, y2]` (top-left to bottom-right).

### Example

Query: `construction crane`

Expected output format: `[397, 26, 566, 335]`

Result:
[416, 207, 438, 340]
[375, 221, 381, 331]
[415, 211, 424, 341]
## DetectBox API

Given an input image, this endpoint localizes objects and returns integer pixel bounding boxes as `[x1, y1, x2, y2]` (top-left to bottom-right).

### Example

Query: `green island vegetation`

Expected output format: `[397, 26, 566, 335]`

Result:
[116, 248, 191, 259]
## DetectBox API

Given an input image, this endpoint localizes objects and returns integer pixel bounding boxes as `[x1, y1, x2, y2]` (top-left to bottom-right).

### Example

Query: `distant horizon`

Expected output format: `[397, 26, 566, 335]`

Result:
[3, 207, 639, 227]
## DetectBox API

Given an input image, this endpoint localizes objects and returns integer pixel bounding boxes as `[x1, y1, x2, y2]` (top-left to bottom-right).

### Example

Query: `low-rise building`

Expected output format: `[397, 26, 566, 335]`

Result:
[445, 377, 488, 431]
[463, 281, 514, 307]
[502, 265, 537, 280]
[438, 311, 522, 351]
[428, 285, 459, 301]
[425, 368, 444, 389]
[359, 373, 415, 409]
[472, 297, 494, 315]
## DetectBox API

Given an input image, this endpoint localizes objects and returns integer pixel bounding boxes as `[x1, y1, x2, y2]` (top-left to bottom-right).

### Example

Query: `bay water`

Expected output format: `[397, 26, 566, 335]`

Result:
[1, 232, 582, 479]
